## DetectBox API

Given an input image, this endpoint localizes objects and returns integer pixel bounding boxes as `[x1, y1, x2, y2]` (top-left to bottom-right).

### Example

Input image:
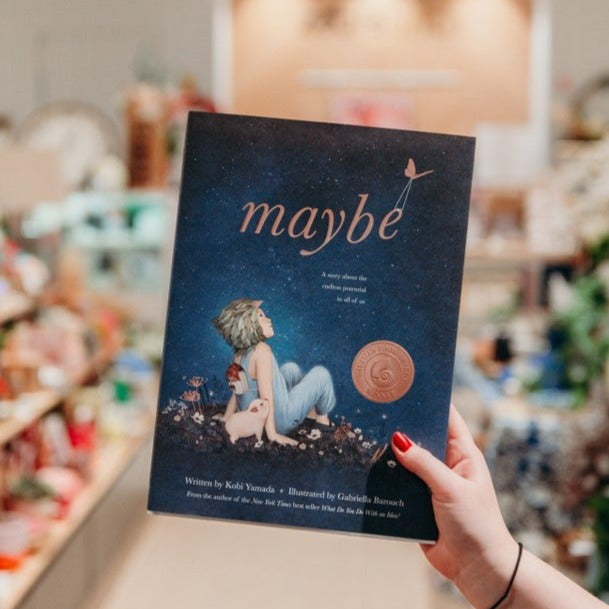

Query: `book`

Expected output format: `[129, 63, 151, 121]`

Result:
[148, 112, 474, 541]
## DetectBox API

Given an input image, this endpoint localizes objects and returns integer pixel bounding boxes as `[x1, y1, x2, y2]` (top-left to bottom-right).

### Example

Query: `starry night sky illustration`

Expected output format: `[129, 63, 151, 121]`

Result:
[157, 112, 474, 456]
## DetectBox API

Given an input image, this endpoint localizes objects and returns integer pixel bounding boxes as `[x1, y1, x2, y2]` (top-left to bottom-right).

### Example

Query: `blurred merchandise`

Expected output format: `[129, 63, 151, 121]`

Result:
[23, 190, 170, 299]
[0, 231, 50, 298]
[89, 154, 129, 192]
[330, 93, 414, 129]
[124, 83, 168, 189]
[16, 101, 119, 191]
[562, 411, 609, 598]
[548, 136, 609, 252]
[485, 404, 579, 544]
[0, 514, 29, 571]
[457, 129, 609, 593]
[0, 209, 157, 590]
[565, 73, 609, 142]
[525, 181, 577, 257]
[556, 527, 596, 571]
[166, 75, 216, 185]
[100, 349, 155, 438]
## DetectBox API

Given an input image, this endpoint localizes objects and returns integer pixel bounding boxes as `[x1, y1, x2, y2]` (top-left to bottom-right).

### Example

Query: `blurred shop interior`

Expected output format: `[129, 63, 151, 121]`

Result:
[1, 0, 609, 608]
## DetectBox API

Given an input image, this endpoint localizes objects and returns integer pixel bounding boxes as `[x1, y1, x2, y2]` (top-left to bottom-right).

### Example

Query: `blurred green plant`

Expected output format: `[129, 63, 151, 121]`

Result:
[587, 234, 609, 269]
[590, 492, 609, 596]
[553, 275, 609, 407]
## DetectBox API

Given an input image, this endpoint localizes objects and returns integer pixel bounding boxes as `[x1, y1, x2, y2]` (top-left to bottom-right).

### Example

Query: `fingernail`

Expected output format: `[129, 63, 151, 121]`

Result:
[392, 431, 412, 453]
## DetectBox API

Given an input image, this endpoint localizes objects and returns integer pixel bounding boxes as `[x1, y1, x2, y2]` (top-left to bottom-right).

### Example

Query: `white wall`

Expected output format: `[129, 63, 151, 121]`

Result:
[552, 0, 609, 95]
[0, 0, 215, 130]
[1, 0, 608, 144]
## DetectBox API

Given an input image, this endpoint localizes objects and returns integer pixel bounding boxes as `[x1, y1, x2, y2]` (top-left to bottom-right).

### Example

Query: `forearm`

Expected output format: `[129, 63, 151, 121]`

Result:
[453, 536, 518, 609]
[263, 398, 278, 439]
[458, 545, 607, 609]
[223, 394, 237, 418]
[507, 550, 606, 609]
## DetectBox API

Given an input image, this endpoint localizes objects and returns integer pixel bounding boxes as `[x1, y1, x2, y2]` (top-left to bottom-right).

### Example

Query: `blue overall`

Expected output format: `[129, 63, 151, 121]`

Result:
[236, 348, 336, 435]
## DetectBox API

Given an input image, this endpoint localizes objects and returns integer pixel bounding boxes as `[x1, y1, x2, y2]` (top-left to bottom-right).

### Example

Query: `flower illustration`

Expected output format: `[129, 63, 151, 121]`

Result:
[318, 450, 324, 456]
[387, 460, 397, 468]
[173, 415, 181, 422]
[332, 417, 358, 442]
[187, 376, 206, 388]
[254, 440, 264, 448]
[298, 429, 307, 436]
[307, 429, 322, 441]
[192, 412, 204, 425]
[354, 428, 362, 434]
[362, 442, 372, 449]
[299, 443, 307, 450]
[187, 376, 209, 404]
[181, 390, 202, 413]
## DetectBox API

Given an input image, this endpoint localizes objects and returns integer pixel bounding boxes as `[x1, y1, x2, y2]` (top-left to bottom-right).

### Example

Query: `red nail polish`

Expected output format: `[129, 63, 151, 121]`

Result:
[392, 431, 412, 453]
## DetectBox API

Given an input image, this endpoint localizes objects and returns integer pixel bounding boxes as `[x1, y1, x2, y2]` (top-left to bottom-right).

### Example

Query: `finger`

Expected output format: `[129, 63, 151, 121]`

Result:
[447, 404, 476, 450]
[391, 432, 458, 501]
[446, 405, 487, 475]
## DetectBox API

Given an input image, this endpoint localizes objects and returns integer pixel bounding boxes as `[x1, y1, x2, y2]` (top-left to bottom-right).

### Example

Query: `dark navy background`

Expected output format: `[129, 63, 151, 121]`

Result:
[149, 112, 474, 540]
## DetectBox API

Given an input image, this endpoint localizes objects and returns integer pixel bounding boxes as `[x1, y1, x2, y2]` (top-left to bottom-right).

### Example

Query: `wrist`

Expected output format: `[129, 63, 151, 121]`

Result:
[454, 534, 519, 609]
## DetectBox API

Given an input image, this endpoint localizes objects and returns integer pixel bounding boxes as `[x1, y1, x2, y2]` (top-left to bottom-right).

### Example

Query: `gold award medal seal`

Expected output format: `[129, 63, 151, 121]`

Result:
[351, 340, 415, 403]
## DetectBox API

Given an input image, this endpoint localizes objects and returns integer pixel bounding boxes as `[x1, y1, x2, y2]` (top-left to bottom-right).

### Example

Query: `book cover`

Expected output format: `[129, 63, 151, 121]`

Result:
[148, 112, 474, 541]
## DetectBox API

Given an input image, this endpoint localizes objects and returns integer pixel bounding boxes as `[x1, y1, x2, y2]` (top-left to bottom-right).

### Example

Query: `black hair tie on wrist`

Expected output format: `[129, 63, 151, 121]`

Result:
[489, 542, 523, 609]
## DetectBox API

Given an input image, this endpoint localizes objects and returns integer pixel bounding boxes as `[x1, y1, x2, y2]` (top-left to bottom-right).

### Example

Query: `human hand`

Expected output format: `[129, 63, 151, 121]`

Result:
[391, 405, 518, 609]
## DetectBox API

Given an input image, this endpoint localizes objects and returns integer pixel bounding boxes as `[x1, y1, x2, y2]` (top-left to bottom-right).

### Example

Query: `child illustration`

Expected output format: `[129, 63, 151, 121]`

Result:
[225, 362, 248, 395]
[212, 298, 336, 446]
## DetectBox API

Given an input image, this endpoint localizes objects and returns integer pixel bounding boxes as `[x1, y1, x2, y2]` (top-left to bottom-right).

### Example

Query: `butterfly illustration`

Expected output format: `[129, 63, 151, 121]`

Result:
[394, 158, 435, 211]
[404, 158, 434, 180]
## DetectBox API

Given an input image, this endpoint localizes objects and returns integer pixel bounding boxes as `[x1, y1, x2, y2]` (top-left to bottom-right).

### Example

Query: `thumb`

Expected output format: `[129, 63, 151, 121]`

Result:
[391, 431, 457, 501]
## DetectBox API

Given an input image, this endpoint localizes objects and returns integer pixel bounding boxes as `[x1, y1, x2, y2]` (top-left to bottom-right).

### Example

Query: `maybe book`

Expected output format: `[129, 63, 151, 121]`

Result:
[148, 112, 474, 541]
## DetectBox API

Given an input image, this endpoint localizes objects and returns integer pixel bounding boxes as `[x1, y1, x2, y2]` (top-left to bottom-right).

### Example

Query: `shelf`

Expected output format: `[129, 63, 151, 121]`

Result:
[466, 240, 576, 266]
[0, 353, 113, 447]
[0, 294, 34, 326]
[71, 236, 162, 251]
[0, 420, 153, 609]
[0, 390, 60, 446]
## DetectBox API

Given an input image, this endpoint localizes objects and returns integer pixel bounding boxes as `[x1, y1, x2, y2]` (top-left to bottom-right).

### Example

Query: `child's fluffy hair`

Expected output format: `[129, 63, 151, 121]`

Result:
[213, 298, 266, 353]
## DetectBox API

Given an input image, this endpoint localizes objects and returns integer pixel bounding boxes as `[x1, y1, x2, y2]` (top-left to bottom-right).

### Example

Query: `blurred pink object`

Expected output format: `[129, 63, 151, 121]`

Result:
[0, 513, 29, 556]
[36, 466, 84, 505]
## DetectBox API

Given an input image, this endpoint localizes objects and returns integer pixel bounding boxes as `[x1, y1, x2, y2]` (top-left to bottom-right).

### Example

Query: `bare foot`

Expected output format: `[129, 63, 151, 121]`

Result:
[271, 433, 298, 446]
